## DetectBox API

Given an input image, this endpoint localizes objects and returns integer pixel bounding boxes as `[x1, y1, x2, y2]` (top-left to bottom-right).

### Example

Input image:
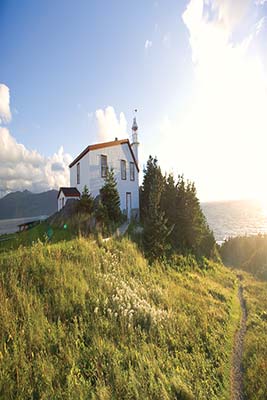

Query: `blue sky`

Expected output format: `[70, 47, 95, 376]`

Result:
[1, 0, 267, 200]
[1, 0, 191, 153]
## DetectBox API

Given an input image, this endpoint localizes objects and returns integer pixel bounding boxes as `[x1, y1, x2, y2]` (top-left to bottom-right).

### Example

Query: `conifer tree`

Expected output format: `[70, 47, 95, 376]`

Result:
[140, 156, 164, 221]
[174, 176, 215, 256]
[142, 156, 171, 261]
[100, 168, 121, 223]
[78, 185, 94, 214]
[143, 182, 171, 262]
[141, 156, 215, 259]
[161, 174, 176, 244]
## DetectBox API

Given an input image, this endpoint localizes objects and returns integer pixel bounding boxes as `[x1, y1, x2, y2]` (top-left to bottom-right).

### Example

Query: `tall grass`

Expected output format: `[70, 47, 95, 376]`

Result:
[0, 236, 238, 399]
[242, 273, 267, 400]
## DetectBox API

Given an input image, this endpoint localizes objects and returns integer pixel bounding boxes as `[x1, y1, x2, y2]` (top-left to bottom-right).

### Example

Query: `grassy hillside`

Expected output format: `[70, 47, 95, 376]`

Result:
[0, 236, 240, 399]
[242, 273, 267, 400]
[0, 221, 74, 253]
[220, 235, 267, 280]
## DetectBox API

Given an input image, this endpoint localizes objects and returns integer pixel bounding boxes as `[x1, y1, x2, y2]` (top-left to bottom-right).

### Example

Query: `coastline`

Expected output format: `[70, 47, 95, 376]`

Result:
[0, 216, 48, 236]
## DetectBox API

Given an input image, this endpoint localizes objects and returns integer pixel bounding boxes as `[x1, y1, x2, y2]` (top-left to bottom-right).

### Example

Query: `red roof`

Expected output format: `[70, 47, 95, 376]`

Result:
[68, 138, 139, 172]
[57, 187, 80, 199]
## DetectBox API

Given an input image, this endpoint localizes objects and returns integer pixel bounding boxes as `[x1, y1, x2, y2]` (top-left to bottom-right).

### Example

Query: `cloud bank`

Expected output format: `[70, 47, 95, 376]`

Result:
[0, 84, 72, 197]
[95, 106, 127, 142]
[0, 84, 11, 124]
[0, 127, 72, 196]
[158, 0, 267, 201]
[145, 39, 153, 49]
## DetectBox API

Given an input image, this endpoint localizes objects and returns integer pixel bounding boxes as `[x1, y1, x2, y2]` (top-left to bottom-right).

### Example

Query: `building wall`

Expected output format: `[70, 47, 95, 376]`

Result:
[70, 152, 90, 195]
[57, 192, 80, 211]
[70, 142, 139, 217]
[58, 191, 65, 211]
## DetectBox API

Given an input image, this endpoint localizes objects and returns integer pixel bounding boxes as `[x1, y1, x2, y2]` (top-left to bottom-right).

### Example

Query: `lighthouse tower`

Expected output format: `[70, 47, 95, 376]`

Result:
[131, 112, 139, 164]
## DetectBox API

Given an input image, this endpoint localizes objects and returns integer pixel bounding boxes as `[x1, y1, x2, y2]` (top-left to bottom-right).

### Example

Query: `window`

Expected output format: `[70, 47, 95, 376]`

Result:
[121, 160, 126, 180]
[77, 163, 80, 184]
[130, 162, 135, 181]
[101, 155, 108, 178]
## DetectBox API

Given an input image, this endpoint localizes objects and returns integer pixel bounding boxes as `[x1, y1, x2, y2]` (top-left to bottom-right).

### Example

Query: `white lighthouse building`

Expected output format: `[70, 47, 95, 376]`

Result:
[58, 116, 140, 220]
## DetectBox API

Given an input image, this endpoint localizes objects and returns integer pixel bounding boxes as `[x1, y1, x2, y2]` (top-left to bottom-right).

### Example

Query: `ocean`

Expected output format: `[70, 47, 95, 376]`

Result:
[0, 201, 267, 243]
[201, 200, 267, 243]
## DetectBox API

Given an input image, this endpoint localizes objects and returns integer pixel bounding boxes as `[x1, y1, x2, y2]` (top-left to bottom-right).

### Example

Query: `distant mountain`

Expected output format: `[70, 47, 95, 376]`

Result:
[0, 190, 58, 219]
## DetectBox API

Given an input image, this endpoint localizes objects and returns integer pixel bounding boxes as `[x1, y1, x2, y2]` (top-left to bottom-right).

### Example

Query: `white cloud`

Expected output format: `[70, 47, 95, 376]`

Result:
[157, 0, 267, 201]
[0, 84, 11, 124]
[0, 85, 72, 196]
[212, 0, 250, 31]
[95, 106, 127, 142]
[0, 127, 72, 196]
[255, 0, 267, 5]
[145, 39, 152, 49]
[255, 16, 266, 34]
[162, 32, 171, 48]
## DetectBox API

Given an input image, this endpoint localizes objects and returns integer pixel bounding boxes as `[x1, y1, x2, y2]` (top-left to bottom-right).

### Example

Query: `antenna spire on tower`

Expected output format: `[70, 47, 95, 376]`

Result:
[132, 109, 138, 131]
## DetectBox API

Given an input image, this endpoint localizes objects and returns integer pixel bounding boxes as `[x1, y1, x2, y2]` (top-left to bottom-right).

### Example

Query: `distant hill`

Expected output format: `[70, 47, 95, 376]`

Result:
[0, 190, 58, 219]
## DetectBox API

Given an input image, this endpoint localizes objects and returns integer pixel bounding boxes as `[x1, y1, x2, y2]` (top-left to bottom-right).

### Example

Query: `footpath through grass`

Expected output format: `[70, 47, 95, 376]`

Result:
[0, 235, 240, 399]
[241, 273, 267, 400]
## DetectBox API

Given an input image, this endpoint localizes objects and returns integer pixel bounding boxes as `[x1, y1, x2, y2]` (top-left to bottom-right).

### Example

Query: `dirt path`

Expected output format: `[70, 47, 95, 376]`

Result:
[102, 221, 129, 242]
[231, 276, 247, 400]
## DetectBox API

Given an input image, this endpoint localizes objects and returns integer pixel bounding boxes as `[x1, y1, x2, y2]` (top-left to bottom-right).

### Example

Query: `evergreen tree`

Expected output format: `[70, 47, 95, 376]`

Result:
[78, 185, 94, 214]
[140, 156, 215, 259]
[100, 168, 121, 223]
[161, 174, 176, 244]
[95, 199, 109, 226]
[140, 156, 164, 222]
[143, 177, 171, 262]
[141, 156, 171, 261]
[174, 176, 215, 256]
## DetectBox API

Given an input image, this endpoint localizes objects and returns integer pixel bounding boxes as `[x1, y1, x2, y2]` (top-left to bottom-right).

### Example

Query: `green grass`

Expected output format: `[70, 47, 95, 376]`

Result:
[0, 234, 241, 399]
[0, 222, 74, 253]
[241, 273, 267, 400]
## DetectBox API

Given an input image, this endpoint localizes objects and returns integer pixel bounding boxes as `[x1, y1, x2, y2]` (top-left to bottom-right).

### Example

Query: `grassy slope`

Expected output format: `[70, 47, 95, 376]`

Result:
[0, 222, 74, 252]
[241, 273, 267, 400]
[0, 235, 240, 400]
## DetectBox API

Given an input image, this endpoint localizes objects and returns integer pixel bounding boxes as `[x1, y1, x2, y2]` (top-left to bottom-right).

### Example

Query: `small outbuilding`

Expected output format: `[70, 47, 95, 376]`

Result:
[57, 187, 80, 211]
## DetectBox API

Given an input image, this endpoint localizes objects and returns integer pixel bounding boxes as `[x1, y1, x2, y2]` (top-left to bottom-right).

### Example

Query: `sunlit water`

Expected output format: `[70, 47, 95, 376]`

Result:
[202, 200, 267, 243]
[0, 216, 48, 235]
[1, 201, 267, 244]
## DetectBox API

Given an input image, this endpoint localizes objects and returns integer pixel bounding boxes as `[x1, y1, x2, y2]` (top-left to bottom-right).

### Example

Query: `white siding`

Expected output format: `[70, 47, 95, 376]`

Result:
[69, 142, 139, 216]
[57, 192, 80, 211]
[58, 192, 66, 211]
[70, 152, 90, 194]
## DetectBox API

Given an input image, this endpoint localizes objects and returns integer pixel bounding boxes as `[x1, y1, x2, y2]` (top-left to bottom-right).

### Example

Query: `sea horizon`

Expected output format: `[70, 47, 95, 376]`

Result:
[1, 199, 267, 242]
